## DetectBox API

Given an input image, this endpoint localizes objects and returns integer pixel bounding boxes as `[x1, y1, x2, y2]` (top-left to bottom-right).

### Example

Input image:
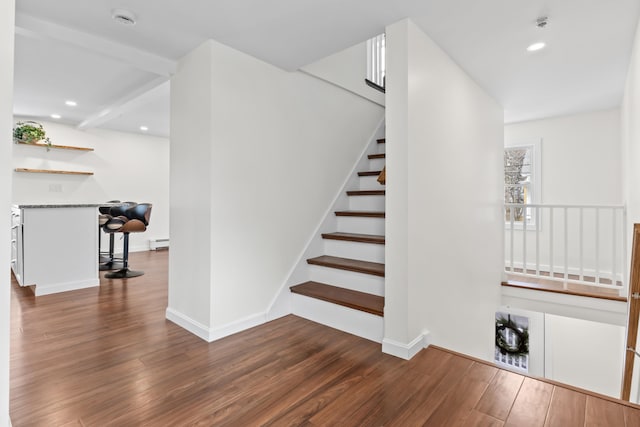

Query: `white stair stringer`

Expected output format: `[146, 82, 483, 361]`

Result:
[291, 293, 384, 343]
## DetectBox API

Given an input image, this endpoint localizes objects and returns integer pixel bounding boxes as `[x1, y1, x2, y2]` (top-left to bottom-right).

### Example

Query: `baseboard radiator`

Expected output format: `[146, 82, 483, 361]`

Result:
[149, 238, 169, 250]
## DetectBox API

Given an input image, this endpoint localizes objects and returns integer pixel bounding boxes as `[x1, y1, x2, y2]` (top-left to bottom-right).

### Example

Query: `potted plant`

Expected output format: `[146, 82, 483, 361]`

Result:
[13, 121, 52, 148]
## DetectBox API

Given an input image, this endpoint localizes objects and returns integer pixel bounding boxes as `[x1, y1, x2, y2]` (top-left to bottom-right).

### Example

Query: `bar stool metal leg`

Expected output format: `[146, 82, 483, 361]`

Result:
[104, 233, 144, 278]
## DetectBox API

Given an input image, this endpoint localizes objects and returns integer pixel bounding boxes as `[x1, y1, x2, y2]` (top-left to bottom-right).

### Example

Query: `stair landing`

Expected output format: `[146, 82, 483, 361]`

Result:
[503, 272, 627, 302]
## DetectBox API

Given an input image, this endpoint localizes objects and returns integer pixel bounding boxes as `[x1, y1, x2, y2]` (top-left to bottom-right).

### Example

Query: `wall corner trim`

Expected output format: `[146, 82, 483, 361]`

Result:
[382, 331, 431, 360]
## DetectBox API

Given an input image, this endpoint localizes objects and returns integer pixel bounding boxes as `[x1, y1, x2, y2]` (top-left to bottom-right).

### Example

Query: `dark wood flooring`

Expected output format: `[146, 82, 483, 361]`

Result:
[10, 250, 640, 426]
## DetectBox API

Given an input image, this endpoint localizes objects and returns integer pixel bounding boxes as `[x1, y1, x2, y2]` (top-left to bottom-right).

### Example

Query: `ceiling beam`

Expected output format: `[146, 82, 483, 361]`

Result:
[77, 77, 169, 130]
[15, 12, 176, 77]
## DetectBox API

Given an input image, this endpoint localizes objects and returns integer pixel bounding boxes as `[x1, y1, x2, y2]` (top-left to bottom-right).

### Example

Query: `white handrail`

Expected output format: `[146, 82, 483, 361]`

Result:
[504, 204, 627, 296]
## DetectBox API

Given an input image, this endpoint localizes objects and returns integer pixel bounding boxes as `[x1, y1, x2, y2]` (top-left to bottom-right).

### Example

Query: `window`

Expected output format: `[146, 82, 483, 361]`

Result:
[504, 140, 541, 227]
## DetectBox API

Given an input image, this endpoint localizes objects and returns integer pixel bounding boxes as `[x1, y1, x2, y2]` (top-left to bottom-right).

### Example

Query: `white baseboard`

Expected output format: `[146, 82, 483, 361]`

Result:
[382, 331, 431, 360]
[208, 312, 267, 342]
[165, 307, 269, 342]
[165, 307, 211, 341]
[34, 278, 99, 296]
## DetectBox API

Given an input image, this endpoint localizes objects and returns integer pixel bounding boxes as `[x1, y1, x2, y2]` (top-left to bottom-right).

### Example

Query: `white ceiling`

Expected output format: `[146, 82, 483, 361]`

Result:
[12, 0, 640, 138]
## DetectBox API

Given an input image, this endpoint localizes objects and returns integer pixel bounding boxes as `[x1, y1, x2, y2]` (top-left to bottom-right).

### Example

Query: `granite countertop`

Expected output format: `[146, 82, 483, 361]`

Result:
[13, 204, 108, 209]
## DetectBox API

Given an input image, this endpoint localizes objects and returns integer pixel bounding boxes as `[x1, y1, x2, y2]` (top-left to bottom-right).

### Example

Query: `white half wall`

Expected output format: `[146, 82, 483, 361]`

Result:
[12, 120, 170, 253]
[385, 19, 504, 361]
[545, 314, 625, 398]
[169, 40, 384, 337]
[0, 1, 14, 425]
[302, 40, 385, 106]
[622, 14, 640, 404]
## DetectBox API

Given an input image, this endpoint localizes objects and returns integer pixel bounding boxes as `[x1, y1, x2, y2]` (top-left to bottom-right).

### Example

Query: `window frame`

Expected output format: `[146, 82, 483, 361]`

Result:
[504, 139, 542, 230]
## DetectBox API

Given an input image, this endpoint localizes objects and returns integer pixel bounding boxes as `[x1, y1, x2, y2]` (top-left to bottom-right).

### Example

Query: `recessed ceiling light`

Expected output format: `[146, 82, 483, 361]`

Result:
[140, 126, 148, 131]
[112, 9, 137, 26]
[50, 114, 61, 119]
[527, 42, 546, 52]
[65, 100, 77, 107]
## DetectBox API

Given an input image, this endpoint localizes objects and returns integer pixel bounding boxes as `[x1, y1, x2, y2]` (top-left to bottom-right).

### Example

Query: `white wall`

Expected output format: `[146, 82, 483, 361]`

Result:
[169, 40, 384, 338]
[168, 41, 214, 332]
[12, 121, 170, 253]
[302, 40, 385, 106]
[385, 19, 504, 360]
[622, 14, 640, 403]
[545, 314, 625, 398]
[506, 109, 622, 205]
[0, 1, 14, 424]
[504, 110, 623, 281]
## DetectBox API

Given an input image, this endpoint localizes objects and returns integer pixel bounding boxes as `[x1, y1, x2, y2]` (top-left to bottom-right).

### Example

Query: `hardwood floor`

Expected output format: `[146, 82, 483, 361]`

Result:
[10, 250, 640, 426]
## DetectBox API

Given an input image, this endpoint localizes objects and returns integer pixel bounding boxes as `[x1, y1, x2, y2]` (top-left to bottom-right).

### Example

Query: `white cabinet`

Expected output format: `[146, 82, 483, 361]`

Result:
[11, 205, 100, 296]
[11, 208, 22, 285]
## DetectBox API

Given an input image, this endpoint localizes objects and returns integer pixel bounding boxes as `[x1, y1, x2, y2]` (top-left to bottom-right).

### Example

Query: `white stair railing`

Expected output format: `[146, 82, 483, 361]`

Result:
[366, 33, 385, 89]
[504, 204, 627, 296]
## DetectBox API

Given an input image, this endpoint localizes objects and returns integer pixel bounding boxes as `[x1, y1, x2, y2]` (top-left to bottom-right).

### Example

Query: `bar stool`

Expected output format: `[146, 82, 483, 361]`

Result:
[99, 200, 124, 270]
[103, 203, 152, 279]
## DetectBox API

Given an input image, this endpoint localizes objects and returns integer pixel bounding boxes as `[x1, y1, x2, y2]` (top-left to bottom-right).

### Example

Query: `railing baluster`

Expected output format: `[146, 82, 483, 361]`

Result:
[536, 206, 540, 276]
[579, 207, 584, 281]
[612, 207, 617, 287]
[595, 207, 600, 285]
[623, 208, 628, 296]
[564, 207, 568, 288]
[523, 205, 527, 274]
[373, 39, 378, 84]
[510, 207, 515, 272]
[549, 207, 554, 280]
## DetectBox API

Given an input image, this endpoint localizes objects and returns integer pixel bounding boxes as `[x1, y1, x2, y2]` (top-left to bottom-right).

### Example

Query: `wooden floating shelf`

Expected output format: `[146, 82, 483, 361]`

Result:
[15, 141, 94, 151]
[15, 168, 93, 176]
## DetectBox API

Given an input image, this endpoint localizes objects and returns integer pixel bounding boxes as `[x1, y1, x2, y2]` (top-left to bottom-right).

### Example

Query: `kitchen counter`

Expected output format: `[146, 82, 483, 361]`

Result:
[12, 205, 100, 296]
[14, 203, 108, 209]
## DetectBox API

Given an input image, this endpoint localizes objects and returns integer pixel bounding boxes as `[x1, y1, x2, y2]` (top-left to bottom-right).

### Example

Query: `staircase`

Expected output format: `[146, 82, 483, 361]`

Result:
[289, 137, 386, 342]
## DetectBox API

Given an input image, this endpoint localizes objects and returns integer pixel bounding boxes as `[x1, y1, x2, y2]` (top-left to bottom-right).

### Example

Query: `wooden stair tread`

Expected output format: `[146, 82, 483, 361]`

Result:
[368, 153, 385, 159]
[321, 232, 385, 244]
[346, 190, 385, 196]
[290, 281, 384, 316]
[334, 210, 385, 218]
[358, 170, 382, 177]
[307, 255, 385, 277]
[377, 138, 385, 144]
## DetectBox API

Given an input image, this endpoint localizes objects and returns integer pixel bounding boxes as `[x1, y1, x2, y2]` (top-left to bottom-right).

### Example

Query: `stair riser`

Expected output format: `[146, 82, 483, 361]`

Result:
[348, 195, 385, 211]
[308, 265, 385, 296]
[336, 216, 385, 235]
[359, 176, 385, 189]
[291, 294, 384, 343]
[323, 240, 385, 263]
[369, 158, 385, 170]
[376, 144, 386, 155]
